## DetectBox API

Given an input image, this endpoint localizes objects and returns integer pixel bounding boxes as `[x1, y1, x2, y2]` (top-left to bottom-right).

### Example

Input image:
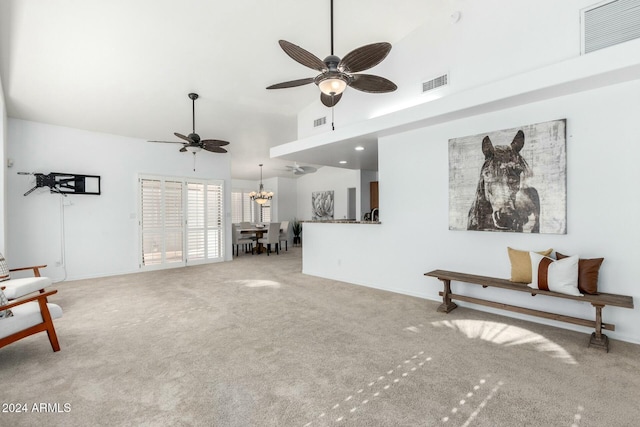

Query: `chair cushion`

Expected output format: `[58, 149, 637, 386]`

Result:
[1, 277, 53, 300]
[0, 288, 13, 319]
[0, 302, 62, 339]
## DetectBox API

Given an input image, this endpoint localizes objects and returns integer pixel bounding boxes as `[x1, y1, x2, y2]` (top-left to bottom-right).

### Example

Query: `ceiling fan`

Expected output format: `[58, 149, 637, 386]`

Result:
[266, 0, 397, 108]
[149, 93, 230, 154]
[285, 162, 317, 175]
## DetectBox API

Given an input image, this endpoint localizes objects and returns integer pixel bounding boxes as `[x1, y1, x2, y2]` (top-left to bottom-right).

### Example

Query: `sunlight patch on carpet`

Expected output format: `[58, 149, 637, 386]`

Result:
[303, 351, 432, 426]
[441, 376, 504, 426]
[431, 319, 577, 364]
[235, 279, 281, 288]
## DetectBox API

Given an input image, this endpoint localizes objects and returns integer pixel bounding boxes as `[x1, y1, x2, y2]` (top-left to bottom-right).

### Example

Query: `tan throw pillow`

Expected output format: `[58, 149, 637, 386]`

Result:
[556, 252, 603, 295]
[508, 247, 553, 283]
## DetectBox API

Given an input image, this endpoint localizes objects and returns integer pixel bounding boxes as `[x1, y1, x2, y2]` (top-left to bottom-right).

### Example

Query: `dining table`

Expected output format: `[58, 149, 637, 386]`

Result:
[239, 226, 267, 254]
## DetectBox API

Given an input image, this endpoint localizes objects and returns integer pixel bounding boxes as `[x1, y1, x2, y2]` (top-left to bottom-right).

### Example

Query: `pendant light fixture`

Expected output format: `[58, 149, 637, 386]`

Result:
[249, 164, 274, 205]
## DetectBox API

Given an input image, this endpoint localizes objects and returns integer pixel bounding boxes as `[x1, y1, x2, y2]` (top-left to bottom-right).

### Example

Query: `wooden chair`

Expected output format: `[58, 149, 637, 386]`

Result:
[0, 254, 52, 300]
[0, 286, 62, 352]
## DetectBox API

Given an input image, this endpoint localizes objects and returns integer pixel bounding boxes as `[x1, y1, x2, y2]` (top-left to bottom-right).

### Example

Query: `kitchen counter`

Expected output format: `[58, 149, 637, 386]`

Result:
[302, 220, 381, 224]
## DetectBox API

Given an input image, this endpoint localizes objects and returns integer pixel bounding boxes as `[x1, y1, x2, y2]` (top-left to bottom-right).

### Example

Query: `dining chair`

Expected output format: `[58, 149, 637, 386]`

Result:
[279, 220, 290, 251]
[232, 224, 254, 256]
[257, 222, 281, 255]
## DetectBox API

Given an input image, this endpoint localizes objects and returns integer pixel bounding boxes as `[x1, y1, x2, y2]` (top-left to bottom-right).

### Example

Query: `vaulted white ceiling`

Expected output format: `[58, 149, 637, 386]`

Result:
[0, 0, 437, 179]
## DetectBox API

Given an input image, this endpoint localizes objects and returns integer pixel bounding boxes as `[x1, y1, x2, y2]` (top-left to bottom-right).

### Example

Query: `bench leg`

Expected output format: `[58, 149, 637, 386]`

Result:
[437, 279, 458, 313]
[588, 304, 609, 352]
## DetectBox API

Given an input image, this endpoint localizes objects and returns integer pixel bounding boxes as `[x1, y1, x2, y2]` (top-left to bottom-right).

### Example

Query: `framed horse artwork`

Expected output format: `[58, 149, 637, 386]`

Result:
[448, 119, 567, 234]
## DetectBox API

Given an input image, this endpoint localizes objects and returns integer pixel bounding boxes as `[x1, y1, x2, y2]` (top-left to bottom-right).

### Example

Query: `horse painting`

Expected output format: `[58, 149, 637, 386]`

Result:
[467, 130, 540, 233]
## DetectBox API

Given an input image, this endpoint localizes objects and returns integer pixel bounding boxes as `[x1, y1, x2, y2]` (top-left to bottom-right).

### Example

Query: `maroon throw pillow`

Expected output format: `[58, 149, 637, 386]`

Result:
[556, 252, 603, 295]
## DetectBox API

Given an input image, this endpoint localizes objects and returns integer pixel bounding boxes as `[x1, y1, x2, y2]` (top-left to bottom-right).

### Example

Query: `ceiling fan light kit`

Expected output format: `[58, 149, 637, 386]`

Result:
[266, 0, 397, 107]
[318, 76, 348, 96]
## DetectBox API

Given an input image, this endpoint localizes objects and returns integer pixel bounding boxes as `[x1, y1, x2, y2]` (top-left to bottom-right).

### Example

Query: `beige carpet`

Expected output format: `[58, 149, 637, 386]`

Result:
[2, 246, 640, 426]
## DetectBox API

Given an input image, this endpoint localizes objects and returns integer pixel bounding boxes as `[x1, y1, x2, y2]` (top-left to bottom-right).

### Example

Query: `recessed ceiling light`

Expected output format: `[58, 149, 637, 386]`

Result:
[339, 160, 347, 164]
[355, 146, 364, 151]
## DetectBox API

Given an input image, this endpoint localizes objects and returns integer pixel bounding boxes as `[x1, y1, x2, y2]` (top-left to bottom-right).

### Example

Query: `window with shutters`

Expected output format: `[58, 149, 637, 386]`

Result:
[139, 175, 224, 269]
[231, 190, 255, 223]
[260, 204, 271, 223]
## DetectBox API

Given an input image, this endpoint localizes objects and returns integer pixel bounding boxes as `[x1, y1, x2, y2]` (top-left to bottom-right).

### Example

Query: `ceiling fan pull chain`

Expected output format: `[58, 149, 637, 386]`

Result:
[193, 152, 197, 171]
[331, 101, 335, 131]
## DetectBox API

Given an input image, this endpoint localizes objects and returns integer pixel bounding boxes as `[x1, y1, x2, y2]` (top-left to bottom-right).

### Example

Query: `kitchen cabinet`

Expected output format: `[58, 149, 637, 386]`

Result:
[370, 181, 379, 210]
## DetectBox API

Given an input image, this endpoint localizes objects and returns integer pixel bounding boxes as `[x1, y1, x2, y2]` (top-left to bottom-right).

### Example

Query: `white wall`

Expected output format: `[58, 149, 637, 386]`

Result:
[298, 0, 598, 138]
[304, 78, 640, 343]
[7, 119, 232, 281]
[296, 166, 360, 220]
[0, 78, 6, 253]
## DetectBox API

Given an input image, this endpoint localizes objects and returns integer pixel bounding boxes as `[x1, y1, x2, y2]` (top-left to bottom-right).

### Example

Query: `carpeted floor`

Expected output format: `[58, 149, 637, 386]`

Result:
[2, 246, 639, 426]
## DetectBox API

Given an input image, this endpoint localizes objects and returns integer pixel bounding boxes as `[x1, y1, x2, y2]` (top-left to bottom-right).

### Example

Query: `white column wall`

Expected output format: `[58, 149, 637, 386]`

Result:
[7, 119, 232, 281]
[303, 79, 640, 344]
[0, 78, 6, 253]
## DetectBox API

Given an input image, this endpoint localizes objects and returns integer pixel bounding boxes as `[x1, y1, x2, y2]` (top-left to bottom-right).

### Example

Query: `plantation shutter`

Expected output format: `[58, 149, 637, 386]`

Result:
[186, 180, 225, 264]
[243, 193, 253, 222]
[140, 175, 224, 269]
[140, 177, 184, 267]
[231, 191, 243, 223]
[207, 183, 224, 259]
[231, 190, 256, 223]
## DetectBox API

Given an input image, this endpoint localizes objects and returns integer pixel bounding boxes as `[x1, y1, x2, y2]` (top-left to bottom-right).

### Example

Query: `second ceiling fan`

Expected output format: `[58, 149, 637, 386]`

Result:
[266, 0, 397, 107]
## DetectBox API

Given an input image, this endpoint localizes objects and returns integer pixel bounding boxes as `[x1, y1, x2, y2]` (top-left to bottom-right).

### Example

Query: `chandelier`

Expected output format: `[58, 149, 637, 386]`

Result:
[249, 164, 273, 205]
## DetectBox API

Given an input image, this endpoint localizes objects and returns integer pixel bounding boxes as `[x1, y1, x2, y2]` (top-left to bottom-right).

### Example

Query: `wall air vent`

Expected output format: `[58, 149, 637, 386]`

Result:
[582, 0, 640, 54]
[313, 116, 327, 127]
[422, 73, 448, 93]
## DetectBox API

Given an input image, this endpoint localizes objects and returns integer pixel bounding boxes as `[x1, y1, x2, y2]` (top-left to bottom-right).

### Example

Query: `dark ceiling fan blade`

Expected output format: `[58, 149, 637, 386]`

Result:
[267, 77, 316, 90]
[339, 42, 392, 73]
[201, 139, 230, 147]
[278, 40, 327, 72]
[350, 74, 397, 93]
[174, 132, 194, 143]
[203, 146, 227, 154]
[148, 140, 183, 144]
[320, 92, 342, 107]
[179, 146, 188, 152]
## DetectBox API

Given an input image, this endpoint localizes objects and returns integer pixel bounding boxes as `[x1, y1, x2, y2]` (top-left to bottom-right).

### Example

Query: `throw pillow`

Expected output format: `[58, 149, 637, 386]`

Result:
[556, 252, 603, 295]
[0, 288, 13, 319]
[508, 247, 553, 283]
[528, 252, 581, 296]
[0, 253, 10, 282]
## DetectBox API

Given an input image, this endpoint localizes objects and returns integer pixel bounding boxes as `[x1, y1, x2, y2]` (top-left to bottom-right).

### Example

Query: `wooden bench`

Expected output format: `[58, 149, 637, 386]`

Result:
[424, 269, 634, 352]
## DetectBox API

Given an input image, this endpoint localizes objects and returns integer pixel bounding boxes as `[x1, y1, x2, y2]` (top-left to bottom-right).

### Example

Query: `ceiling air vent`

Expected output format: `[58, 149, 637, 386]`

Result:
[422, 73, 448, 93]
[313, 116, 327, 127]
[582, 0, 640, 54]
